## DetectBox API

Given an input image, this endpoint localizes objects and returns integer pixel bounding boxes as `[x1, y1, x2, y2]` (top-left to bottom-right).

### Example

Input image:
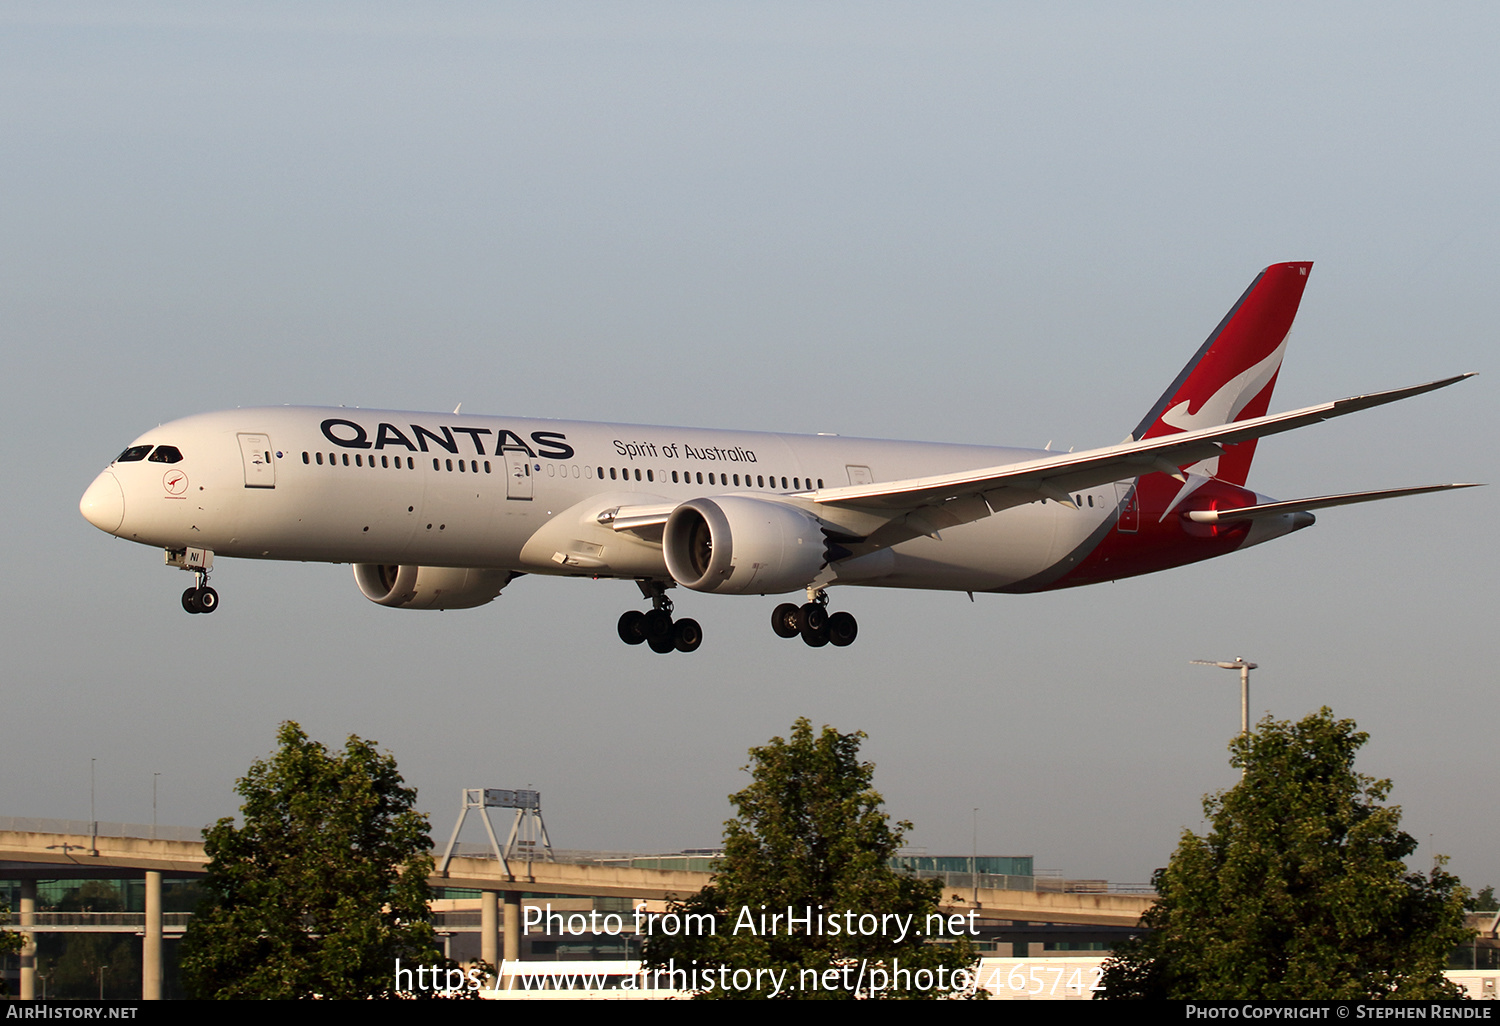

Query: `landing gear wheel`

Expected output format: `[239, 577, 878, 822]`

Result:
[771, 603, 801, 639]
[617, 610, 647, 645]
[800, 622, 830, 647]
[647, 633, 677, 654]
[643, 608, 674, 642]
[797, 602, 828, 634]
[672, 618, 703, 653]
[195, 587, 219, 614]
[182, 588, 202, 614]
[827, 610, 857, 647]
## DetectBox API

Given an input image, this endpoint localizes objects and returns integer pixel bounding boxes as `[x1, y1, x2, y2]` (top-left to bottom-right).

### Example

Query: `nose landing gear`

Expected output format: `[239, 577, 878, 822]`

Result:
[618, 581, 702, 653]
[180, 571, 219, 615]
[772, 589, 857, 648]
[169, 547, 220, 614]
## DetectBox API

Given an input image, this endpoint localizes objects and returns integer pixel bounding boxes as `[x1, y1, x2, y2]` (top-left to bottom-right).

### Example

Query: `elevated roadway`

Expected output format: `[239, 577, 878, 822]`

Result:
[1, 827, 1153, 999]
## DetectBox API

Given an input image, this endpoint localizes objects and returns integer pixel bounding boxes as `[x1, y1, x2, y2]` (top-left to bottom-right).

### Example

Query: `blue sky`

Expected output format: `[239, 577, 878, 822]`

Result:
[3, 3, 1494, 890]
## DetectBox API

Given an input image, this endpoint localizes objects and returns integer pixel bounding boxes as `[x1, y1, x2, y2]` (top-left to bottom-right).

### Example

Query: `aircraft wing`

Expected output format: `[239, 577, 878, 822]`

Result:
[599, 373, 1474, 542]
[811, 374, 1474, 529]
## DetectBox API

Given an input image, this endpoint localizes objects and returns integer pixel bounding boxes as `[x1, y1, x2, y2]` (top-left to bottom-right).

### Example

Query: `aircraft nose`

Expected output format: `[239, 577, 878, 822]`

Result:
[81, 471, 125, 534]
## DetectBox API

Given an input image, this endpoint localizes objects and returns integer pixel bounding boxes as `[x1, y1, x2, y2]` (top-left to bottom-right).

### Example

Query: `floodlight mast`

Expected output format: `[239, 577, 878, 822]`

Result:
[1190, 657, 1258, 779]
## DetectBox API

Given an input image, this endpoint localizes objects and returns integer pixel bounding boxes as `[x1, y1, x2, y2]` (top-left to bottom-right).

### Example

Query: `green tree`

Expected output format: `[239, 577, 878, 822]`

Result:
[644, 718, 978, 999]
[1465, 886, 1497, 913]
[1100, 708, 1471, 1000]
[0, 904, 20, 997]
[180, 722, 447, 999]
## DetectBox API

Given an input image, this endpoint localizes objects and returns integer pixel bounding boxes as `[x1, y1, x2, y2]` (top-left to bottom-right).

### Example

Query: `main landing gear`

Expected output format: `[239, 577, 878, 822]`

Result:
[772, 589, 857, 648]
[618, 582, 702, 654]
[181, 570, 219, 615]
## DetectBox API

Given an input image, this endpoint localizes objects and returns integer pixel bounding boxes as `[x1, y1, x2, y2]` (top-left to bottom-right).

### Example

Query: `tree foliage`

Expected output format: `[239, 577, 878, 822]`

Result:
[180, 722, 445, 999]
[644, 718, 977, 999]
[1100, 708, 1471, 1000]
[0, 905, 19, 996]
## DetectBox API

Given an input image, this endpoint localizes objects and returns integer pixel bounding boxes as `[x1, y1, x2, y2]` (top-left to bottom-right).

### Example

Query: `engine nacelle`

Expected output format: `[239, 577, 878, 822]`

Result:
[353, 564, 515, 610]
[663, 497, 829, 595]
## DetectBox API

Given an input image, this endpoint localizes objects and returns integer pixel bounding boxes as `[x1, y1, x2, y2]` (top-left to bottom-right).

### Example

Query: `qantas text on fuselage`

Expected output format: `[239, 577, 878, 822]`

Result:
[80, 263, 1478, 652]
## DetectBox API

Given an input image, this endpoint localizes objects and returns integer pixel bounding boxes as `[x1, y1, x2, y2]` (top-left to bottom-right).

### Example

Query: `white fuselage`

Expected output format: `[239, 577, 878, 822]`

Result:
[82, 406, 1133, 595]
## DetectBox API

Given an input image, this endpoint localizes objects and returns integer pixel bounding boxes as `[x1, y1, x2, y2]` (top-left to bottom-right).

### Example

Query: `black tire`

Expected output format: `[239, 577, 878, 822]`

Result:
[800, 621, 830, 647]
[182, 588, 201, 614]
[828, 611, 857, 647]
[771, 603, 801, 639]
[196, 587, 219, 614]
[617, 610, 647, 645]
[797, 602, 828, 634]
[643, 608, 674, 642]
[673, 618, 703, 653]
[648, 633, 676, 654]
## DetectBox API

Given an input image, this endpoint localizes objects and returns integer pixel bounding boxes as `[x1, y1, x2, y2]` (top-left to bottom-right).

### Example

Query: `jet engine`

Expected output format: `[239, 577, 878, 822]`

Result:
[663, 496, 832, 595]
[353, 564, 516, 610]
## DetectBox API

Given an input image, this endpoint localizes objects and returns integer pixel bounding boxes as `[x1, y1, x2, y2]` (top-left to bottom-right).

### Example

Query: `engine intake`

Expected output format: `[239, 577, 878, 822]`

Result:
[663, 497, 830, 595]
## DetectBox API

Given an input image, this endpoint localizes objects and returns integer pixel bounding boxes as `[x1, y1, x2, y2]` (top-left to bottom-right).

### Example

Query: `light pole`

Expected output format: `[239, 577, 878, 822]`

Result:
[90, 758, 97, 856]
[971, 807, 979, 907]
[1190, 658, 1257, 778]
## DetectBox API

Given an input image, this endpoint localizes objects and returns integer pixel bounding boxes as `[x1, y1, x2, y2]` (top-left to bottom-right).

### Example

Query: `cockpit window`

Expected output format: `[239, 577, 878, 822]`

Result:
[115, 445, 153, 463]
[147, 446, 184, 464]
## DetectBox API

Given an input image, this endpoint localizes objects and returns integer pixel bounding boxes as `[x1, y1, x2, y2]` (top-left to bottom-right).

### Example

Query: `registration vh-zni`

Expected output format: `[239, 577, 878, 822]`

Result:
[81, 263, 1477, 653]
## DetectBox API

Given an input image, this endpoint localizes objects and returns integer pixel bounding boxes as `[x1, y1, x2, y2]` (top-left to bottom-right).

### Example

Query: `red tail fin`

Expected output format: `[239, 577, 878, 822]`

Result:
[1131, 262, 1312, 486]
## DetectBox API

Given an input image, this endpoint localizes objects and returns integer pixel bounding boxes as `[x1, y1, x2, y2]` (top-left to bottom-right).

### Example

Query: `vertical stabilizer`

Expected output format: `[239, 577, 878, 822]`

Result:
[1131, 262, 1312, 485]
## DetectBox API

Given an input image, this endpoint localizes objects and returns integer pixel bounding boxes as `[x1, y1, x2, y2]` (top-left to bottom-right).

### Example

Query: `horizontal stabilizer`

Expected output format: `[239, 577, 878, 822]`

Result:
[1183, 483, 1483, 524]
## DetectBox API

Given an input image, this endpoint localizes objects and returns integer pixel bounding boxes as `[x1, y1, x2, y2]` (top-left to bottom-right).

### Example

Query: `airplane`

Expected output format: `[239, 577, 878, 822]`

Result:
[80, 262, 1477, 653]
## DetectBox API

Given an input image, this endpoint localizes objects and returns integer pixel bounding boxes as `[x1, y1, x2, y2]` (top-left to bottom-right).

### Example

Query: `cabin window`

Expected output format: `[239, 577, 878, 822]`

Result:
[484, 461, 492, 473]
[433, 458, 440, 471]
[302, 452, 310, 464]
